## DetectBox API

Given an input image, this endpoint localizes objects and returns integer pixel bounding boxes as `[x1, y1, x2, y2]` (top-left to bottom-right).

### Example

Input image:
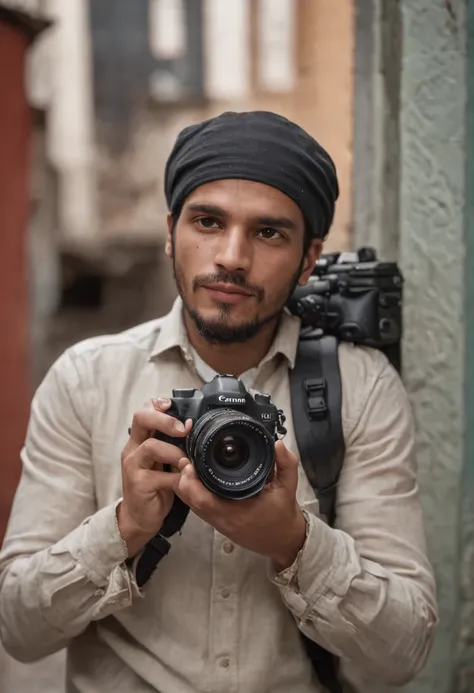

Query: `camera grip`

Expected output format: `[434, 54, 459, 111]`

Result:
[152, 429, 187, 474]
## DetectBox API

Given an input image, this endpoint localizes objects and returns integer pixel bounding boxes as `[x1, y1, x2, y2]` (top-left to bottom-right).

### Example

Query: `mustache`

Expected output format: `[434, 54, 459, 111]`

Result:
[192, 272, 265, 302]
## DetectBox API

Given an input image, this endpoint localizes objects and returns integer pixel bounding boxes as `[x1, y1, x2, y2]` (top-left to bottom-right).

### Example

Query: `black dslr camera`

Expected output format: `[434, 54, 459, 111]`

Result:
[155, 375, 287, 500]
[287, 246, 403, 371]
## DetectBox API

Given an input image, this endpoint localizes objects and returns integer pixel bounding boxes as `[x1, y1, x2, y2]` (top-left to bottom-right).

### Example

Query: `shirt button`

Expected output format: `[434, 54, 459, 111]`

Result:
[220, 658, 230, 669]
[221, 588, 230, 599]
[223, 541, 234, 554]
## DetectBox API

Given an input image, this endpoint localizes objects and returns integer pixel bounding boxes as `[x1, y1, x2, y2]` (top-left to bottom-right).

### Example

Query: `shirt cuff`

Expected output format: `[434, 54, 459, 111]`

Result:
[50, 500, 130, 588]
[270, 508, 355, 619]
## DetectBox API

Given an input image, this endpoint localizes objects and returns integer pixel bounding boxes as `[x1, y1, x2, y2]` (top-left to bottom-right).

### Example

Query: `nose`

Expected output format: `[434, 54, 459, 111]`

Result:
[214, 227, 252, 274]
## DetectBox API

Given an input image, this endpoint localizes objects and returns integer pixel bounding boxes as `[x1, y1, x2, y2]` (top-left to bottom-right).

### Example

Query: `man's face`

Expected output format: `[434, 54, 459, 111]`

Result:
[165, 179, 322, 344]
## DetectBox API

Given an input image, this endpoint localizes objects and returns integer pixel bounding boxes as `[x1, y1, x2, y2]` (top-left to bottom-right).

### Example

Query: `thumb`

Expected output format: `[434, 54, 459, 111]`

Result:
[274, 440, 299, 486]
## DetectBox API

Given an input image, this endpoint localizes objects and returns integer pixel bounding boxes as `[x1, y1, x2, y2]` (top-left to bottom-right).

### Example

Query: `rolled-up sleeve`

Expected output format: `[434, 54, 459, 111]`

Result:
[0, 349, 140, 663]
[272, 355, 438, 686]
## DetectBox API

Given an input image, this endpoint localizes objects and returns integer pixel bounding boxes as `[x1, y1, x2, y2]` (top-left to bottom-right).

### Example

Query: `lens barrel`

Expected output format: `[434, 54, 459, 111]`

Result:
[187, 409, 275, 500]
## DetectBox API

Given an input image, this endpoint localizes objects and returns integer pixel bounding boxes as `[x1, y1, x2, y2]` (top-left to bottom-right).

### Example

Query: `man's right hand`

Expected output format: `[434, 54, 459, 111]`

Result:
[117, 398, 192, 558]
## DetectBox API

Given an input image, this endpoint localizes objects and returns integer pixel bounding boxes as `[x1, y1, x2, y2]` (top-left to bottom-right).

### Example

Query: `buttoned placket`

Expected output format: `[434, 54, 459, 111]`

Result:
[177, 345, 238, 691]
[178, 346, 286, 693]
[207, 530, 240, 693]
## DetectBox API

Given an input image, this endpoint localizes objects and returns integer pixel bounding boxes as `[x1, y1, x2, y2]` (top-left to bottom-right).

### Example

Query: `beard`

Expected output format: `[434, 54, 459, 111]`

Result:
[184, 301, 281, 344]
[172, 249, 303, 345]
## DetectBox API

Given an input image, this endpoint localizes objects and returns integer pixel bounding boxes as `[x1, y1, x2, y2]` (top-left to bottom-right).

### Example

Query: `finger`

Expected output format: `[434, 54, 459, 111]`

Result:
[178, 457, 191, 472]
[129, 438, 189, 471]
[142, 469, 182, 493]
[129, 403, 190, 446]
[123, 399, 172, 460]
[274, 441, 299, 485]
[175, 463, 218, 514]
[127, 398, 171, 446]
[181, 462, 198, 480]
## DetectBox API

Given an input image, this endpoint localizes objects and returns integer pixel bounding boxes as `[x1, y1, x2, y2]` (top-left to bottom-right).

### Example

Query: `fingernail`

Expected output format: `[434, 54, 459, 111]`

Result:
[154, 398, 170, 410]
[174, 420, 185, 432]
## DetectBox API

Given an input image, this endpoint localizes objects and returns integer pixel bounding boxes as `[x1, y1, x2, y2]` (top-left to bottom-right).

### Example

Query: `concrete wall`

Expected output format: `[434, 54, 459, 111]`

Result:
[455, 2, 474, 691]
[398, 1, 467, 692]
[352, 0, 402, 261]
[353, 1, 468, 690]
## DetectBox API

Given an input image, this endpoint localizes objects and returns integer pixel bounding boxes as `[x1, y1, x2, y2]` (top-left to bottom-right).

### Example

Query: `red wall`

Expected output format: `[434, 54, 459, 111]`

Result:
[0, 19, 31, 542]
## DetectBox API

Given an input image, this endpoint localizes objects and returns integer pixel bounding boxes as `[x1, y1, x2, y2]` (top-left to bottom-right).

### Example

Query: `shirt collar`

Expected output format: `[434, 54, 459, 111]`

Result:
[149, 296, 301, 369]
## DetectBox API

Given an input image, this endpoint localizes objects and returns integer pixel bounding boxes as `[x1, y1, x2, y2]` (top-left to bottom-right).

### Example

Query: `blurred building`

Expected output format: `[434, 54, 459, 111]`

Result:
[0, 0, 49, 573]
[0, 3, 56, 690]
[0, 3, 355, 689]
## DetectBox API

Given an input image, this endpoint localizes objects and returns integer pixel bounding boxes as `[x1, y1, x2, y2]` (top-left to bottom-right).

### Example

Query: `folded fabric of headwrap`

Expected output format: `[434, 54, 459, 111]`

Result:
[164, 110, 339, 239]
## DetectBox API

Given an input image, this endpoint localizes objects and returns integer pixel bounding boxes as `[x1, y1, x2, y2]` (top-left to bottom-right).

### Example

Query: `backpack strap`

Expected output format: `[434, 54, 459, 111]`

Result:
[290, 331, 345, 523]
[289, 331, 346, 693]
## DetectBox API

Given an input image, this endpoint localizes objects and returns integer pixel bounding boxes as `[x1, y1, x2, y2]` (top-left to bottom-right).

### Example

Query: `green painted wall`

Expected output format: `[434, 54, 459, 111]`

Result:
[353, 1, 470, 690]
[398, 1, 467, 692]
[454, 1, 474, 691]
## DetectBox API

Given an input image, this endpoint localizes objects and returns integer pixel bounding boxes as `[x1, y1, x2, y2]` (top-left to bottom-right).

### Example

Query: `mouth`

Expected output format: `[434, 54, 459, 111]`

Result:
[202, 284, 254, 304]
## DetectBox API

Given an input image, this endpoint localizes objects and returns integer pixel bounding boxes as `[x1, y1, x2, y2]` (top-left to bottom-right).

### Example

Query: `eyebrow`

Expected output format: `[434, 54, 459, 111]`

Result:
[186, 203, 227, 217]
[254, 215, 297, 230]
[185, 203, 297, 230]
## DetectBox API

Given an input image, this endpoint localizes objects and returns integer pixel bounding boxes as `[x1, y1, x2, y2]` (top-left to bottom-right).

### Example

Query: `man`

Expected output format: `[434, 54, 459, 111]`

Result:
[0, 111, 437, 692]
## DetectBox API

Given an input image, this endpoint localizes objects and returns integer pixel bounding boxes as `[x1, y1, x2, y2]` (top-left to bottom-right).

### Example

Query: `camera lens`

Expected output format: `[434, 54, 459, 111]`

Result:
[213, 434, 249, 468]
[186, 409, 275, 500]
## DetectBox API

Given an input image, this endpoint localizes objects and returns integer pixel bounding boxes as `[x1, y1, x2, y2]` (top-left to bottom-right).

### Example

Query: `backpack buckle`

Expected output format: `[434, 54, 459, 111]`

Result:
[304, 377, 327, 421]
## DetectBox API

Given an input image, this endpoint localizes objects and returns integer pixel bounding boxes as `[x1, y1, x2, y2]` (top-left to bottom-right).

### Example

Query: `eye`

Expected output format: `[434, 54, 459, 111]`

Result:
[256, 227, 283, 240]
[196, 217, 220, 229]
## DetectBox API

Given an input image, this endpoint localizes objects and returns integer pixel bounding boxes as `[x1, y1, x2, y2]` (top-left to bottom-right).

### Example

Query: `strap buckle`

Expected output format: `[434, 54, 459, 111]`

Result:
[304, 377, 327, 421]
[146, 533, 171, 560]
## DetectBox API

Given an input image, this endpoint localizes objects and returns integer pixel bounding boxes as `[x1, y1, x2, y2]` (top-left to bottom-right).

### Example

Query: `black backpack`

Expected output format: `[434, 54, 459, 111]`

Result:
[131, 329, 348, 692]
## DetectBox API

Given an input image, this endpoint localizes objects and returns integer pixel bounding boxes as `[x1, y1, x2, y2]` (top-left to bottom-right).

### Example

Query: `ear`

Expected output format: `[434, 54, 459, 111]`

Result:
[165, 213, 174, 258]
[298, 240, 323, 285]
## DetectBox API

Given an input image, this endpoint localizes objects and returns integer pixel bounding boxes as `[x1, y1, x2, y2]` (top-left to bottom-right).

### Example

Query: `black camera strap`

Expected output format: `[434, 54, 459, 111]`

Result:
[132, 496, 189, 588]
[289, 330, 345, 693]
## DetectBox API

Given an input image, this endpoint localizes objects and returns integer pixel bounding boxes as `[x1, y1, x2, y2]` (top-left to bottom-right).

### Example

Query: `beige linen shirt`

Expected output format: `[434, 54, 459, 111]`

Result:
[0, 297, 437, 693]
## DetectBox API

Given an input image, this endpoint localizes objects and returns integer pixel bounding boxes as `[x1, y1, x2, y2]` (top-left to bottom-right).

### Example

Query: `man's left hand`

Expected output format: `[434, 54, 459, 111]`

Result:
[174, 440, 307, 572]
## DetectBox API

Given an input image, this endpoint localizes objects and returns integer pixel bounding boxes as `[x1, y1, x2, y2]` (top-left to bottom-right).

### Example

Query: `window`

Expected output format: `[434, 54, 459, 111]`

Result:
[149, 0, 186, 60]
[257, 0, 296, 93]
[202, 0, 250, 100]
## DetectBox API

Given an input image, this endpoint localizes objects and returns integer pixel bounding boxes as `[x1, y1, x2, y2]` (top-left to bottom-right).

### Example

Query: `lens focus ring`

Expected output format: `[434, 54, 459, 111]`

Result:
[187, 409, 274, 500]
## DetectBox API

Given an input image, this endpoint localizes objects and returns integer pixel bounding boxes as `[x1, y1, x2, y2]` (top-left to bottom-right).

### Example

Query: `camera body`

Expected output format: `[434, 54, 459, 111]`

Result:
[154, 375, 286, 500]
[287, 246, 403, 371]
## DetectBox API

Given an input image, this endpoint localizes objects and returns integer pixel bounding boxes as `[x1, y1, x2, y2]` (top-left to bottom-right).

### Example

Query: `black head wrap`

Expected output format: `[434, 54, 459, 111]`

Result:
[164, 111, 339, 239]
